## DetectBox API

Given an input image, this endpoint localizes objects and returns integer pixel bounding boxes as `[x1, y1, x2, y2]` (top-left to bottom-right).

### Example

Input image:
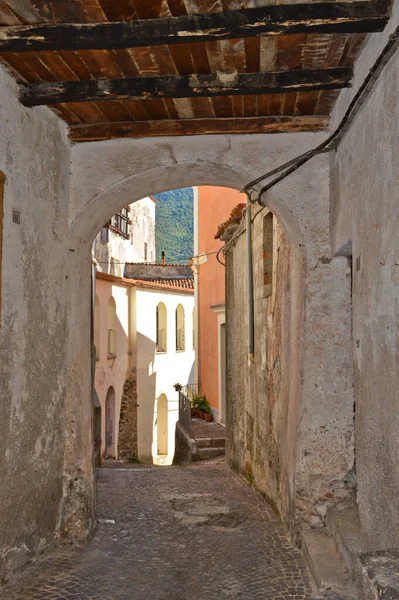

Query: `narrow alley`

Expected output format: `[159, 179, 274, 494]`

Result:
[1, 461, 315, 600]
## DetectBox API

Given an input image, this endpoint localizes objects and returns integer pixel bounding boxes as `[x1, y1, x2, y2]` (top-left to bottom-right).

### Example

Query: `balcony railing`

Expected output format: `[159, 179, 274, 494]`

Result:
[178, 390, 192, 435]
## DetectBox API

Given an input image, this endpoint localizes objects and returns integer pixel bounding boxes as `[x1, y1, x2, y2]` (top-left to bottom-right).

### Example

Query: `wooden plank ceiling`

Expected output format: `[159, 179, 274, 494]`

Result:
[0, 0, 390, 141]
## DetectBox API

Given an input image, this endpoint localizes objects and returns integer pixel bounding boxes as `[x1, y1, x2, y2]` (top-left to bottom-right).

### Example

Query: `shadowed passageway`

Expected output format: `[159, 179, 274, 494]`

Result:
[0, 461, 317, 600]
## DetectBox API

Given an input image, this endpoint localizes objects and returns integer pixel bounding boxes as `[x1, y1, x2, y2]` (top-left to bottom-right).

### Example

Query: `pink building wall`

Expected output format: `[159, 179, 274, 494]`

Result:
[197, 186, 245, 415]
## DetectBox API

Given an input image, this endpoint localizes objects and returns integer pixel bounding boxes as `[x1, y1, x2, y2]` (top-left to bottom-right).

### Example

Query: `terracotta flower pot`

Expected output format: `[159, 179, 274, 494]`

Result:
[205, 414, 213, 422]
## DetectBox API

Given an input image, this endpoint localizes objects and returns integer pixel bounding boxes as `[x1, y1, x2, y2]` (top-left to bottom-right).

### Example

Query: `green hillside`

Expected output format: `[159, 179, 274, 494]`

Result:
[154, 188, 194, 264]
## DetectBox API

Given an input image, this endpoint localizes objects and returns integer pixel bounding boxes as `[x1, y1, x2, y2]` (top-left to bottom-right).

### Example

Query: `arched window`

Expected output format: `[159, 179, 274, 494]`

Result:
[156, 302, 167, 353]
[176, 304, 185, 351]
[94, 295, 100, 359]
[107, 296, 116, 356]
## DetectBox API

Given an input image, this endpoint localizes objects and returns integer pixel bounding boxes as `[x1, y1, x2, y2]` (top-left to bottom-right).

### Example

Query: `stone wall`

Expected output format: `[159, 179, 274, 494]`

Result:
[330, 0, 399, 551]
[225, 203, 354, 537]
[117, 380, 138, 460]
[0, 64, 94, 579]
[226, 211, 292, 519]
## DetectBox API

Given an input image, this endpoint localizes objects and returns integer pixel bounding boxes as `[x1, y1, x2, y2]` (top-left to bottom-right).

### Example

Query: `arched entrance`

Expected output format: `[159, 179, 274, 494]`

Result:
[105, 386, 116, 458]
[64, 137, 353, 540]
[157, 394, 168, 457]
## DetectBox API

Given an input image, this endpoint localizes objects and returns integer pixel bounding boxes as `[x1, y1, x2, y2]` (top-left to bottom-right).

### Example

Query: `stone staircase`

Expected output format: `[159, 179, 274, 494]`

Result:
[196, 435, 226, 460]
[190, 418, 226, 461]
[301, 502, 399, 600]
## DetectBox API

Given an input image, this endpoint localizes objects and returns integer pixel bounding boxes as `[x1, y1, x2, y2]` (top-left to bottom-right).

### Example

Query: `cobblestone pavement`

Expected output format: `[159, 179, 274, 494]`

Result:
[0, 460, 315, 600]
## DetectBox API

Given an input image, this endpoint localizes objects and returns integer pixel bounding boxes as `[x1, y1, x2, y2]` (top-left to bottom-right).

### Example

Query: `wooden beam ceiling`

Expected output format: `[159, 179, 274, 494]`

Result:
[0, 1, 390, 53]
[20, 67, 353, 106]
[68, 116, 329, 142]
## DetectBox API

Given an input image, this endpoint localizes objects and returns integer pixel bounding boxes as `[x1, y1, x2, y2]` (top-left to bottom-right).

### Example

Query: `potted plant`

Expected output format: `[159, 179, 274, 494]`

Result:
[194, 395, 213, 421]
[191, 393, 200, 418]
[173, 383, 182, 392]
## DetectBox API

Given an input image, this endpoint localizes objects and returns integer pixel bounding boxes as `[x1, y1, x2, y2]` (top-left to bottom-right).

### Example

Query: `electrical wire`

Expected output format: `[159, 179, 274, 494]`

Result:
[96, 250, 220, 265]
[216, 245, 225, 266]
[242, 22, 399, 201]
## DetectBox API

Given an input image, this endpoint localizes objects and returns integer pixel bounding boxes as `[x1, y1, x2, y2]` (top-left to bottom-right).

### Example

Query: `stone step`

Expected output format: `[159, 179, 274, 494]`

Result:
[358, 551, 399, 600]
[327, 506, 362, 580]
[197, 447, 226, 460]
[301, 529, 357, 599]
[196, 437, 226, 448]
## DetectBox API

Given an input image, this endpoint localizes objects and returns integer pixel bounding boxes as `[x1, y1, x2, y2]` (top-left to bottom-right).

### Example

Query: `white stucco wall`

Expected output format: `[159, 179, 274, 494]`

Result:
[130, 197, 156, 263]
[135, 288, 195, 463]
[94, 278, 130, 457]
[95, 196, 156, 276]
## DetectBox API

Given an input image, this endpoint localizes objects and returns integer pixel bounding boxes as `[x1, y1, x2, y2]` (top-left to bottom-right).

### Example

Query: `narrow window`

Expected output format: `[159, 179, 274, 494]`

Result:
[176, 304, 185, 352]
[144, 242, 148, 262]
[107, 296, 117, 357]
[156, 302, 167, 353]
[192, 307, 195, 350]
[263, 213, 274, 298]
[0, 172, 4, 326]
[94, 295, 100, 359]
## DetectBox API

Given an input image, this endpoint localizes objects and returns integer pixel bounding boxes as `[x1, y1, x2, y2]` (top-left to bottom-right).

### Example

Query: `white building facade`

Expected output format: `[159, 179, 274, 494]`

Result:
[135, 285, 195, 464]
[93, 197, 195, 464]
[95, 196, 156, 277]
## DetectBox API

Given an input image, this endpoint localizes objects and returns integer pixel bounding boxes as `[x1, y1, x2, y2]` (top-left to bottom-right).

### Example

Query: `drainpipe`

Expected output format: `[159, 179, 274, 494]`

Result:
[91, 237, 97, 343]
[246, 193, 254, 358]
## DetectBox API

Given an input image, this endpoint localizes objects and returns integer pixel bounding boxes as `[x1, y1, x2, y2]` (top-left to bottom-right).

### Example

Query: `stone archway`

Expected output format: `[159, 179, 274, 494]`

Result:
[63, 134, 353, 541]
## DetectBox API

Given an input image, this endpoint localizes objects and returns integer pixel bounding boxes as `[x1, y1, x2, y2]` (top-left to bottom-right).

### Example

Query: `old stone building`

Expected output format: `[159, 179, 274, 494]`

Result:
[0, 0, 398, 596]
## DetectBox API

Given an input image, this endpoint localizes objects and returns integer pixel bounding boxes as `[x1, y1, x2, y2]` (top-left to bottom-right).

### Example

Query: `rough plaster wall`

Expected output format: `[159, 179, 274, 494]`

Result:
[69, 133, 330, 240]
[0, 66, 90, 578]
[226, 204, 353, 536]
[95, 197, 156, 274]
[130, 197, 156, 263]
[330, 1, 399, 551]
[226, 213, 291, 522]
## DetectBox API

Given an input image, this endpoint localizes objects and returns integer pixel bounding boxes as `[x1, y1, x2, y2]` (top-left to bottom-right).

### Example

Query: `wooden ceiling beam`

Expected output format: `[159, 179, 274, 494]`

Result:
[0, 1, 390, 53]
[68, 116, 329, 142]
[20, 67, 353, 106]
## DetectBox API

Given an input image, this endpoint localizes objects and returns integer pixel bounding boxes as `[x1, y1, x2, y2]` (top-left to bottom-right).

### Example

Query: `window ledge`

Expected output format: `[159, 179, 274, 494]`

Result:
[175, 350, 185, 353]
[156, 351, 167, 355]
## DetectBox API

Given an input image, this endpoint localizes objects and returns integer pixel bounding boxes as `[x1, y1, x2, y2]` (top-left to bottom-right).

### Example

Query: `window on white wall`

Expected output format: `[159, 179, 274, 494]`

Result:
[156, 302, 167, 353]
[107, 296, 117, 357]
[94, 295, 100, 359]
[176, 304, 185, 352]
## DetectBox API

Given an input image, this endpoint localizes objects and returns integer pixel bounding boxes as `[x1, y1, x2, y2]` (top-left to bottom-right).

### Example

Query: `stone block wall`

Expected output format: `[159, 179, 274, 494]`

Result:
[225, 203, 354, 538]
[226, 209, 293, 523]
[117, 380, 138, 460]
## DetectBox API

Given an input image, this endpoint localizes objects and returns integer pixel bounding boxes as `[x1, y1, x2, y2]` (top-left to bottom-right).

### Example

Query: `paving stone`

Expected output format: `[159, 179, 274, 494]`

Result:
[0, 460, 337, 600]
